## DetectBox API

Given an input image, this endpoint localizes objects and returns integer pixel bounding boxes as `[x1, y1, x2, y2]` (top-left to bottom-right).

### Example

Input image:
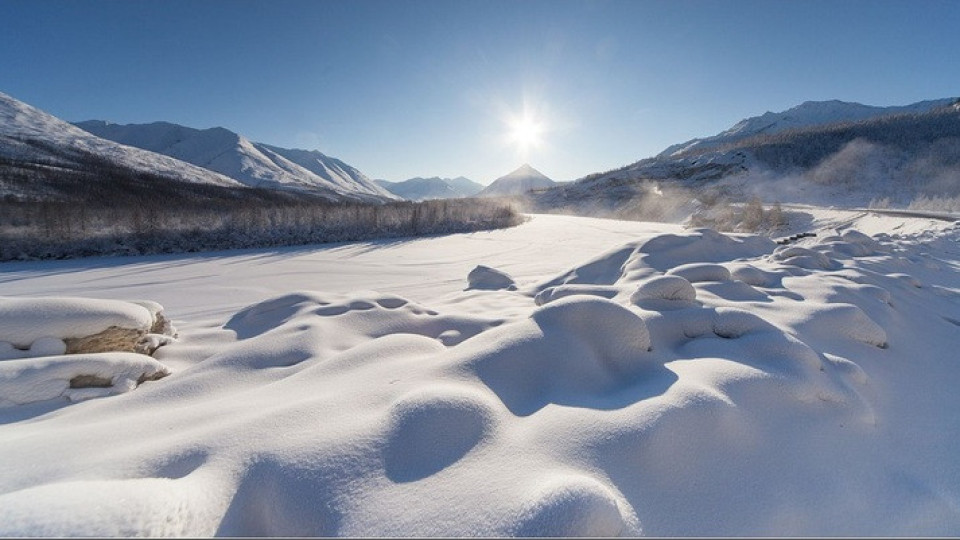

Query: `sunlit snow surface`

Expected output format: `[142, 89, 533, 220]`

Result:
[1, 213, 960, 536]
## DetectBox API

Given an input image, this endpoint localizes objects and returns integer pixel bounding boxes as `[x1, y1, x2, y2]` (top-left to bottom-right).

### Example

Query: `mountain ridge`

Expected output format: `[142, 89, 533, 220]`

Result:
[376, 176, 483, 201]
[74, 120, 396, 202]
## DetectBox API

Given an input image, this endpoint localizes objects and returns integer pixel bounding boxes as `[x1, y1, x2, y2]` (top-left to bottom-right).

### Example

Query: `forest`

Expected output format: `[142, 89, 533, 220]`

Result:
[0, 145, 522, 261]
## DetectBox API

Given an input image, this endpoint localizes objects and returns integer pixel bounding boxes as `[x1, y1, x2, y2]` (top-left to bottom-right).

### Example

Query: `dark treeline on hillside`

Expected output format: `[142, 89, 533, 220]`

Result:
[709, 106, 960, 171]
[0, 149, 522, 261]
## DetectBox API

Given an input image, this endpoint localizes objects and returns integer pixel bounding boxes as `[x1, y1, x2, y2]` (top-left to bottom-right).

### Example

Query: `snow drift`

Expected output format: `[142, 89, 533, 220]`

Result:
[1, 213, 959, 536]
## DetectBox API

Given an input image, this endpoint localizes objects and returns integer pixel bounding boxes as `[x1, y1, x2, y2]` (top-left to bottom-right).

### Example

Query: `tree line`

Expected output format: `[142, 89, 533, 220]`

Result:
[0, 142, 522, 261]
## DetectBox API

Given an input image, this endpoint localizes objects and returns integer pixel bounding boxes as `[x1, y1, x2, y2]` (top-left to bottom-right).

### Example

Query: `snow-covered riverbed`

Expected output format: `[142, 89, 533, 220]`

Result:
[2, 212, 960, 536]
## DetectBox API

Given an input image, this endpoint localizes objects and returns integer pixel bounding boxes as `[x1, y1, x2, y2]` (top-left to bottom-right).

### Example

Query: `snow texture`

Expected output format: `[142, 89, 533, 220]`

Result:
[1, 212, 960, 536]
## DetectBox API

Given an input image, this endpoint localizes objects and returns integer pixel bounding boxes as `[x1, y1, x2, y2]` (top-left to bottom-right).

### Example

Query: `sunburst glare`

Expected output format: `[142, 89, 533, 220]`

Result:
[503, 102, 548, 158]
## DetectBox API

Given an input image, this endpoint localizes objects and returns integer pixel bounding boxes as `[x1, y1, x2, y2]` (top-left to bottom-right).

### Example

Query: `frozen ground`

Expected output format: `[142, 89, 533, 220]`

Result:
[1, 212, 960, 536]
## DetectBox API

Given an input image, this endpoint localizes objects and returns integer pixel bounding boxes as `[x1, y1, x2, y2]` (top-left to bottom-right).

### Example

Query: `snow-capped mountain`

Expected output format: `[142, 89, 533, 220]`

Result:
[659, 98, 956, 158]
[75, 120, 396, 202]
[478, 164, 557, 197]
[526, 97, 960, 216]
[0, 92, 242, 191]
[376, 176, 483, 201]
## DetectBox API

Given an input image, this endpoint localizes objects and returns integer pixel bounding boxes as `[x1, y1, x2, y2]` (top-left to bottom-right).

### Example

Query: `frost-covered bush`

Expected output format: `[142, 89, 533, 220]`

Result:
[0, 197, 523, 261]
[686, 197, 788, 234]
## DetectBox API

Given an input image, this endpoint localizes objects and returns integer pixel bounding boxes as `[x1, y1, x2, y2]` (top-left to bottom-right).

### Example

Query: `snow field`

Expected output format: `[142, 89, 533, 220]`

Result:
[1, 214, 960, 535]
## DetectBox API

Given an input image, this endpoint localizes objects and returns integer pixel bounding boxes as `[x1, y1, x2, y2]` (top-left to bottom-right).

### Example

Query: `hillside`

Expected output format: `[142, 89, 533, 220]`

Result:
[75, 120, 395, 203]
[658, 97, 956, 158]
[527, 98, 960, 219]
[0, 92, 252, 202]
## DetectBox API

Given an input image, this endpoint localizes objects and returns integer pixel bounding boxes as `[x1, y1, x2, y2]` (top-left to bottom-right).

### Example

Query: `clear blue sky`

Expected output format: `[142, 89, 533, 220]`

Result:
[2, 0, 958, 184]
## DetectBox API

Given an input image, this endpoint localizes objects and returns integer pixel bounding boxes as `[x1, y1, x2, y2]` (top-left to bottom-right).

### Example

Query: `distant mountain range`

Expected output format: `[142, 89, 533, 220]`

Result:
[527, 97, 960, 213]
[74, 120, 395, 202]
[477, 164, 557, 197]
[376, 176, 483, 200]
[377, 165, 559, 200]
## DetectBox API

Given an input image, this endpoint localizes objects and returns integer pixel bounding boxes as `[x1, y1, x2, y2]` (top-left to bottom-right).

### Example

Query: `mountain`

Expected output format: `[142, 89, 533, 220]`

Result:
[0, 91, 244, 201]
[526, 97, 960, 216]
[74, 120, 396, 203]
[658, 98, 956, 158]
[478, 164, 557, 197]
[376, 176, 483, 201]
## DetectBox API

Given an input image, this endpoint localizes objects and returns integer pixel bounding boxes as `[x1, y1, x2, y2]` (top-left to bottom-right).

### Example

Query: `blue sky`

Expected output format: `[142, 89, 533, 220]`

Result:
[2, 0, 958, 184]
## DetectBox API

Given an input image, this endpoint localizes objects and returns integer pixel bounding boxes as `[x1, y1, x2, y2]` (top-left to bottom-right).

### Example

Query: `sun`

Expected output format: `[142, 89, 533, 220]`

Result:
[504, 108, 546, 156]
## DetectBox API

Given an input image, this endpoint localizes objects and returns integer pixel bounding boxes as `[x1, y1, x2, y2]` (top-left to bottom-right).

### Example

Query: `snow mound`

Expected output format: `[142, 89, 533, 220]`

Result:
[383, 386, 497, 483]
[465, 296, 654, 415]
[770, 245, 837, 270]
[534, 284, 619, 306]
[510, 475, 640, 536]
[789, 302, 889, 349]
[666, 262, 732, 283]
[466, 265, 517, 291]
[0, 352, 170, 407]
[728, 264, 783, 287]
[630, 275, 697, 305]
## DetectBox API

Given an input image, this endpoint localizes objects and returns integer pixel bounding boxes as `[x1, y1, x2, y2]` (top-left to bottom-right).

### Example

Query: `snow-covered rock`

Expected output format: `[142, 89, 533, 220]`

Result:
[0, 352, 170, 407]
[466, 265, 517, 290]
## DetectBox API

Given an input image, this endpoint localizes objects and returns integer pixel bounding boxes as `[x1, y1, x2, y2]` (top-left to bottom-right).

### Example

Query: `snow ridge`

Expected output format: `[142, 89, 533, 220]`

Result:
[74, 120, 397, 202]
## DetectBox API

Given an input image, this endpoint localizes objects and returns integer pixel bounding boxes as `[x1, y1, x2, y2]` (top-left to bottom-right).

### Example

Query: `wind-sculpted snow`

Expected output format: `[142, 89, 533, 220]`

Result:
[2, 215, 960, 536]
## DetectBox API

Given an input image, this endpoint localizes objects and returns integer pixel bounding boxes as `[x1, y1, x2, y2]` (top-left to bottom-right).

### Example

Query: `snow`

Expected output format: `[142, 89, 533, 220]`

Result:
[658, 97, 956, 158]
[466, 264, 517, 290]
[0, 297, 155, 350]
[73, 119, 396, 201]
[0, 352, 171, 407]
[1, 211, 960, 535]
[0, 92, 241, 187]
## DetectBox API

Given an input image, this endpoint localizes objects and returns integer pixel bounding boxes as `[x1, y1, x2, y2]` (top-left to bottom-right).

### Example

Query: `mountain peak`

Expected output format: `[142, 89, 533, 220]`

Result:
[478, 164, 556, 197]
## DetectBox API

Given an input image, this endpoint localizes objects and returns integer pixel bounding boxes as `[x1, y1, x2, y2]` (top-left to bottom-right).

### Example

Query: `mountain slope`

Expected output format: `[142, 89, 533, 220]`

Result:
[0, 92, 243, 199]
[527, 98, 960, 217]
[75, 121, 396, 202]
[377, 176, 483, 200]
[659, 98, 956, 158]
[478, 164, 557, 197]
